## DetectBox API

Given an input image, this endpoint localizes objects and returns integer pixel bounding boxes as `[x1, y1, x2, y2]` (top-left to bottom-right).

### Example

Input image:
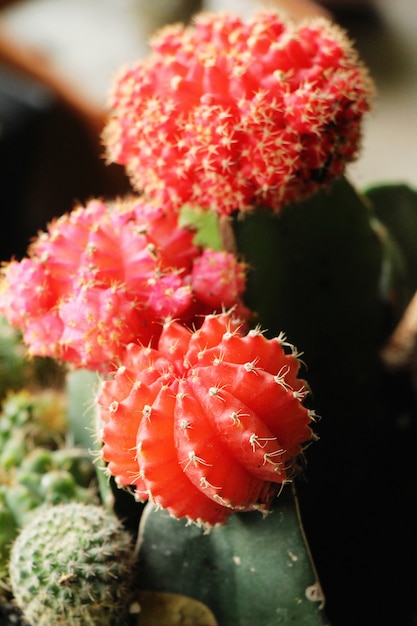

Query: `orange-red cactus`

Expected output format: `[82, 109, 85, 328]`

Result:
[97, 311, 315, 527]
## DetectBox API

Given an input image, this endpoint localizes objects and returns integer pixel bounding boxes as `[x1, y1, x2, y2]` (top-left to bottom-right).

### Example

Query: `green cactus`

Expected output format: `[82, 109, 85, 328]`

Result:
[0, 317, 28, 402]
[9, 502, 137, 626]
[6, 448, 99, 525]
[228, 177, 417, 624]
[137, 486, 326, 626]
[0, 387, 100, 591]
[0, 488, 18, 581]
[0, 389, 67, 463]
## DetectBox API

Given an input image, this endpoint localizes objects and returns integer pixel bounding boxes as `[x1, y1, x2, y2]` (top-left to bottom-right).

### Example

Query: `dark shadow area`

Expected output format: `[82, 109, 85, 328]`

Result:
[0, 64, 132, 262]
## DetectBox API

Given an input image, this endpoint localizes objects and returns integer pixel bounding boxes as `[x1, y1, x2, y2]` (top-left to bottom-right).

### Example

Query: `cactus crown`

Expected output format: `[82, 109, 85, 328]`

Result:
[9, 502, 137, 626]
[103, 11, 374, 215]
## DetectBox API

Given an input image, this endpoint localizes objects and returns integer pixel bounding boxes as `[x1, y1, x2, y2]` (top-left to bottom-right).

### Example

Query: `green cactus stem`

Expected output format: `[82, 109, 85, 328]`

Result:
[183, 174, 417, 625]
[9, 502, 137, 626]
[228, 176, 417, 624]
[66, 368, 116, 512]
[230, 176, 387, 379]
[136, 483, 326, 626]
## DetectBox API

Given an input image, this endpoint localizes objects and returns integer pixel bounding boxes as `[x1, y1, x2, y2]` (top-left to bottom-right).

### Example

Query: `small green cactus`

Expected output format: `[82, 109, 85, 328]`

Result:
[0, 389, 67, 464]
[9, 502, 137, 626]
[0, 385, 100, 585]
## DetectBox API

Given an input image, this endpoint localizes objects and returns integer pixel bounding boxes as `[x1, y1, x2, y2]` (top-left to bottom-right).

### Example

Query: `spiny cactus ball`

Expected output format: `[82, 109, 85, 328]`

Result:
[9, 502, 137, 626]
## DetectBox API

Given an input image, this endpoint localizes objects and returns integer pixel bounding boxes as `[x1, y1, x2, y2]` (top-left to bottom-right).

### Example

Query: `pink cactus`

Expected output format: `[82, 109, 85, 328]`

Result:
[103, 11, 374, 215]
[97, 311, 314, 527]
[0, 197, 248, 371]
[191, 249, 247, 310]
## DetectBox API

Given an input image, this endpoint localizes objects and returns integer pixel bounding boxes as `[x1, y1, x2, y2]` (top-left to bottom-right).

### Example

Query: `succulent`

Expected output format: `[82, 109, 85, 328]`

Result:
[2, 7, 417, 626]
[5, 447, 99, 526]
[0, 197, 248, 372]
[136, 488, 327, 626]
[97, 310, 314, 528]
[0, 388, 99, 586]
[9, 502, 137, 626]
[0, 317, 28, 402]
[103, 12, 373, 215]
[0, 389, 67, 461]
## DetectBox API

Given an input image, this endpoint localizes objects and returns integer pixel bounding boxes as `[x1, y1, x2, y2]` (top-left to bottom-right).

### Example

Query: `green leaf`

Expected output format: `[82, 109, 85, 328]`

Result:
[136, 485, 327, 626]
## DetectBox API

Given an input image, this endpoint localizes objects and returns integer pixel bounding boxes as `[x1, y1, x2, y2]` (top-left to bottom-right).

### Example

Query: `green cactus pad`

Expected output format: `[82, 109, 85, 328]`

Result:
[136, 485, 327, 626]
[9, 502, 137, 626]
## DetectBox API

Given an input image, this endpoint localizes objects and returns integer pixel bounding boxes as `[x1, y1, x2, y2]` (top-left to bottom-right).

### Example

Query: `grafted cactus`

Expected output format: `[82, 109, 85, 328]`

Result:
[1, 8, 417, 626]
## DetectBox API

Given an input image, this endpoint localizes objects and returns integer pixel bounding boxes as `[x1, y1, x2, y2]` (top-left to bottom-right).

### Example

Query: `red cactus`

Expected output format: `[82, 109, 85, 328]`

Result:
[0, 197, 248, 372]
[191, 249, 247, 310]
[103, 11, 374, 215]
[97, 311, 314, 527]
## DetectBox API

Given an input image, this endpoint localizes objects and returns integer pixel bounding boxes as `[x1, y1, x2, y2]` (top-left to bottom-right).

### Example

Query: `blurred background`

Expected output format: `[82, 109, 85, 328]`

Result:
[0, 0, 416, 259]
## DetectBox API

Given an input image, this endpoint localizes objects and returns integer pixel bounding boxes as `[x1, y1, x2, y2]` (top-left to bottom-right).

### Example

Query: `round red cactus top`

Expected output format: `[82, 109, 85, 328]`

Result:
[97, 310, 315, 527]
[103, 11, 374, 216]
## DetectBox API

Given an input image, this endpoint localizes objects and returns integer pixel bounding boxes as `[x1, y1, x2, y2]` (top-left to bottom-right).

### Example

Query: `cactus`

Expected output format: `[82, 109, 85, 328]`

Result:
[136, 487, 326, 626]
[103, 12, 373, 215]
[97, 310, 314, 527]
[228, 179, 417, 625]
[0, 389, 67, 463]
[0, 317, 28, 402]
[5, 447, 99, 527]
[2, 8, 417, 626]
[0, 388, 100, 588]
[0, 198, 248, 372]
[9, 502, 137, 626]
